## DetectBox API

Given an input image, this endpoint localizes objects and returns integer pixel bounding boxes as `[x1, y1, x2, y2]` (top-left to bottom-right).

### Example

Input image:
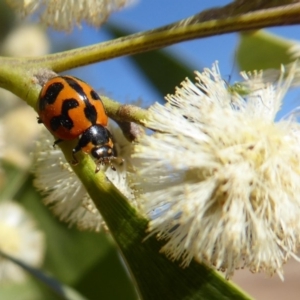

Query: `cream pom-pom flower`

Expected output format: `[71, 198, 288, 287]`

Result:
[131, 63, 300, 279]
[0, 201, 45, 284]
[6, 0, 137, 31]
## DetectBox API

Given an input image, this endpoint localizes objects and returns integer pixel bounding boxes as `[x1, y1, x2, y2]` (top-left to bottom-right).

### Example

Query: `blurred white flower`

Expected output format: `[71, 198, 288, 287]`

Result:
[0, 201, 45, 284]
[0, 88, 20, 118]
[131, 63, 300, 279]
[0, 123, 4, 190]
[284, 42, 300, 87]
[288, 42, 300, 60]
[1, 24, 49, 57]
[0, 122, 3, 160]
[33, 124, 134, 231]
[7, 0, 137, 31]
[2, 105, 41, 169]
[0, 22, 49, 169]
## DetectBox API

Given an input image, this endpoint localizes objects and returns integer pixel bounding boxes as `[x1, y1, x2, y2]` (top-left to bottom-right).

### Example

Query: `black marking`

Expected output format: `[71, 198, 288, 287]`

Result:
[50, 116, 70, 131]
[84, 105, 97, 124]
[90, 89, 101, 100]
[63, 76, 98, 125]
[39, 82, 64, 111]
[63, 76, 85, 95]
[50, 99, 78, 131]
[61, 98, 79, 114]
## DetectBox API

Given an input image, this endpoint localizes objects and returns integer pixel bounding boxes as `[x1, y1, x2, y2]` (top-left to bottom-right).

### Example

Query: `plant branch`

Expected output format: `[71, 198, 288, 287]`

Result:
[1, 1, 300, 121]
[10, 2, 300, 72]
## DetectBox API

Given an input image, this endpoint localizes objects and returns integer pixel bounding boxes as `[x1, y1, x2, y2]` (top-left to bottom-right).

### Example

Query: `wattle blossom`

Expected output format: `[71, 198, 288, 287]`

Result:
[0, 201, 45, 283]
[7, 0, 137, 31]
[131, 63, 300, 279]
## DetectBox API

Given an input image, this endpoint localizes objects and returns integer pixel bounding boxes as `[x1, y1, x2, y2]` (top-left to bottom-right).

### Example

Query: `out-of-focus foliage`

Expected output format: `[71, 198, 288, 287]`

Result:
[236, 30, 294, 72]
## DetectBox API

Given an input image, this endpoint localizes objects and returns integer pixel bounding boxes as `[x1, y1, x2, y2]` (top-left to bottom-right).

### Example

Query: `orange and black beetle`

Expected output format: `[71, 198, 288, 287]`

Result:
[38, 75, 116, 172]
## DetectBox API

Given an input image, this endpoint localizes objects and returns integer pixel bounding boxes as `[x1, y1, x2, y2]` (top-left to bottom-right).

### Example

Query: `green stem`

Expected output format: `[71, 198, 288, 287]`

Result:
[0, 2, 299, 126]
[0, 2, 299, 109]
[1, 3, 300, 74]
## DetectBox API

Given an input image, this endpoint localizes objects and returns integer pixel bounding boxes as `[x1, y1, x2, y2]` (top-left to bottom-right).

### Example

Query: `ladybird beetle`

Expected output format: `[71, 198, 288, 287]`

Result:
[37, 75, 116, 172]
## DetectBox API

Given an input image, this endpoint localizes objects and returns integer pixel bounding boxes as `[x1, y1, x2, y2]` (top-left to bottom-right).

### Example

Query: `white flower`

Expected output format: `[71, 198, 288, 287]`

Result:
[33, 125, 134, 231]
[1, 24, 49, 57]
[284, 42, 300, 87]
[0, 122, 3, 160]
[288, 42, 300, 60]
[2, 106, 41, 169]
[131, 63, 300, 279]
[0, 201, 45, 284]
[7, 0, 137, 31]
[0, 123, 4, 186]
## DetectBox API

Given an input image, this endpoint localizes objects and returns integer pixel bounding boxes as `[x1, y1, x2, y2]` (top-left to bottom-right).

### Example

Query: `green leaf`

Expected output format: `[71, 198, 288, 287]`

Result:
[0, 1, 15, 41]
[0, 277, 50, 300]
[0, 160, 29, 201]
[236, 30, 295, 71]
[74, 246, 138, 300]
[105, 23, 197, 100]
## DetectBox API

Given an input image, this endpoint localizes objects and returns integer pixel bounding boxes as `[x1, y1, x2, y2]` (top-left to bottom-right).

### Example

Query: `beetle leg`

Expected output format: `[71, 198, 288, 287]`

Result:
[53, 139, 63, 148]
[71, 144, 81, 165]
